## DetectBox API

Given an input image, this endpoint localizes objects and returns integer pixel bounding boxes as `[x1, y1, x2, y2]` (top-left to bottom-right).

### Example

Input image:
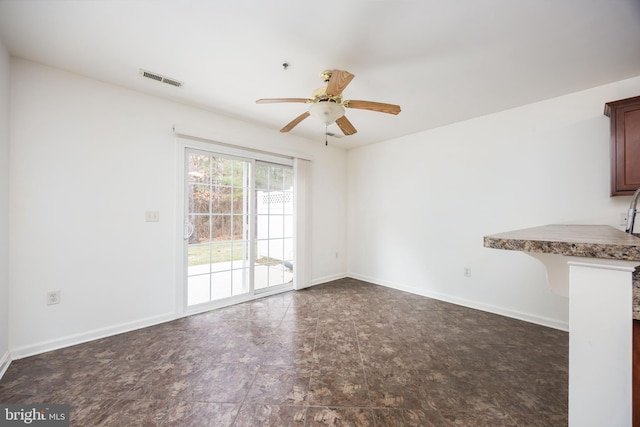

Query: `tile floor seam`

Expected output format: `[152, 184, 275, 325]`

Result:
[230, 366, 261, 426]
[307, 305, 321, 400]
[352, 316, 375, 419]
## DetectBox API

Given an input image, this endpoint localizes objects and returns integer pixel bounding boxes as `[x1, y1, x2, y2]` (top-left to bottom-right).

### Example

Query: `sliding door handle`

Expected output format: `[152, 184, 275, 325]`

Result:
[184, 221, 194, 240]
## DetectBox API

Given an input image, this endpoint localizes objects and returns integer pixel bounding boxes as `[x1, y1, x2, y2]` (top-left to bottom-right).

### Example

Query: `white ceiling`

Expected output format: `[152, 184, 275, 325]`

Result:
[1, 0, 639, 149]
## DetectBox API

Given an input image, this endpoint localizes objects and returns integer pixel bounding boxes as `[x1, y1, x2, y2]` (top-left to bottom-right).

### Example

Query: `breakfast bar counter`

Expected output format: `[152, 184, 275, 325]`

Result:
[485, 224, 640, 427]
[484, 224, 640, 260]
[484, 224, 640, 319]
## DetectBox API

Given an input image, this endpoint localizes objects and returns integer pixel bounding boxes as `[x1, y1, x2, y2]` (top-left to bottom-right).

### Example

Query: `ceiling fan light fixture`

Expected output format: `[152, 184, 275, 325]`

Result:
[308, 101, 345, 125]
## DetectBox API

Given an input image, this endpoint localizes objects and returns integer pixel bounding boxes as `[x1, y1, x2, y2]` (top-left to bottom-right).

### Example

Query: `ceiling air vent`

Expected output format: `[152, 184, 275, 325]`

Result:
[140, 69, 183, 88]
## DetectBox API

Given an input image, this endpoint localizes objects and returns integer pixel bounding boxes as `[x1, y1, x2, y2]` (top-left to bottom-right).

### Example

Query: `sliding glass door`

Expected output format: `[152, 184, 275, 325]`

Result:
[184, 149, 293, 307]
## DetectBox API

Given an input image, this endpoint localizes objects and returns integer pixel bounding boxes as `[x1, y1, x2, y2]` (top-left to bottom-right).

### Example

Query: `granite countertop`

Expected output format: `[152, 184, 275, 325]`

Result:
[484, 224, 640, 261]
[484, 224, 640, 320]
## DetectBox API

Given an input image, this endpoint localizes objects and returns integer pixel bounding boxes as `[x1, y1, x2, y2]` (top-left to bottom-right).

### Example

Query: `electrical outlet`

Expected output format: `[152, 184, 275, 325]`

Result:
[47, 291, 60, 305]
[621, 212, 629, 226]
[464, 267, 471, 277]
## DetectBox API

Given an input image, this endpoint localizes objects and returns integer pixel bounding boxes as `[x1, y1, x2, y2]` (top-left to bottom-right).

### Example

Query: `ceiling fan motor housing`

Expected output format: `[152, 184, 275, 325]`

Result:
[320, 70, 333, 83]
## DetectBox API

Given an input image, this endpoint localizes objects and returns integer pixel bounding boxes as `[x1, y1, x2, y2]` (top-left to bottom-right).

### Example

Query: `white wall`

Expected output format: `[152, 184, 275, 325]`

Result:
[0, 39, 10, 373]
[348, 76, 640, 330]
[9, 59, 347, 356]
[9, 55, 638, 358]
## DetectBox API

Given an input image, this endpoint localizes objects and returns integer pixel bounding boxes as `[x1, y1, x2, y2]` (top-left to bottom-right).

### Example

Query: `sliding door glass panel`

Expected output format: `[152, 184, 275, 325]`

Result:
[255, 162, 294, 291]
[186, 151, 251, 305]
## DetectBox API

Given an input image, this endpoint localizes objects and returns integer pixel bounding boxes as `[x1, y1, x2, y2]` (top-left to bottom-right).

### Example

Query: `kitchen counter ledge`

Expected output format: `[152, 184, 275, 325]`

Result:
[484, 224, 640, 260]
[484, 223, 640, 320]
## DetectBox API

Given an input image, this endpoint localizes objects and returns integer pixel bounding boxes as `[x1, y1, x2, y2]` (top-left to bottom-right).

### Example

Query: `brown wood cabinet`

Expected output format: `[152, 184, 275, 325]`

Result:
[605, 96, 640, 196]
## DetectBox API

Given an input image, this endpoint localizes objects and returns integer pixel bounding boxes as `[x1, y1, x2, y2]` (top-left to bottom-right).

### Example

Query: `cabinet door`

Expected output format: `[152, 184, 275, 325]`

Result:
[606, 96, 640, 196]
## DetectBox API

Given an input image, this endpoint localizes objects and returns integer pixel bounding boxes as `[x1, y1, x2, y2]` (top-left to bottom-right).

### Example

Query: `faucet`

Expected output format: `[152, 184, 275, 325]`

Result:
[626, 187, 640, 234]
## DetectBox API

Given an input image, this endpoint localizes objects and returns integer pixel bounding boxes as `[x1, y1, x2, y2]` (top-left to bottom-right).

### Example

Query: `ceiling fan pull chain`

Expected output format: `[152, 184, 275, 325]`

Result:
[325, 125, 328, 146]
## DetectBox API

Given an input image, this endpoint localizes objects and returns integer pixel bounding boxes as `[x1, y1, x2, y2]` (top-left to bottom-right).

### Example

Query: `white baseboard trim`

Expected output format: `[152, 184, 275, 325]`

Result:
[309, 272, 348, 287]
[0, 350, 10, 380]
[348, 272, 569, 332]
[10, 312, 177, 360]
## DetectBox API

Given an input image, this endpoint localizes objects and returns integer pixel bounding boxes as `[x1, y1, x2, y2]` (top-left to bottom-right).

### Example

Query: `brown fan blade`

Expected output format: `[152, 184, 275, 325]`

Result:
[256, 98, 311, 104]
[345, 100, 401, 115]
[326, 70, 355, 97]
[335, 115, 357, 136]
[280, 112, 310, 133]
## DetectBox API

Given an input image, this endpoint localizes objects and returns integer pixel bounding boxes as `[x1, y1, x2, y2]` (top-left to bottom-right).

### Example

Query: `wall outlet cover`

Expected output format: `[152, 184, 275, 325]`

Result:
[47, 291, 60, 305]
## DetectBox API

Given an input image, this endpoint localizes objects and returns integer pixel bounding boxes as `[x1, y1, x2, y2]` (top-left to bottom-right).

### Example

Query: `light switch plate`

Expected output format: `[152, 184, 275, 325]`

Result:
[145, 211, 160, 222]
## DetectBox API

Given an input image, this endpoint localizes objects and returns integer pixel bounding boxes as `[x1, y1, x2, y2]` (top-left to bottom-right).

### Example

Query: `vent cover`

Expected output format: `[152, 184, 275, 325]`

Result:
[140, 69, 183, 88]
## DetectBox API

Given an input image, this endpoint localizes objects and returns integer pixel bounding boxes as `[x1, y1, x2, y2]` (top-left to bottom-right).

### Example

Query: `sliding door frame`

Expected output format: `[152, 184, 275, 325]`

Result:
[175, 135, 303, 316]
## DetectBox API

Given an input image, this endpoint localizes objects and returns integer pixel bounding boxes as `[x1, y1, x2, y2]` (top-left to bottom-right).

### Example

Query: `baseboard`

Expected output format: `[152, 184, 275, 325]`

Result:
[310, 272, 348, 287]
[0, 350, 10, 380]
[10, 312, 176, 360]
[348, 272, 569, 332]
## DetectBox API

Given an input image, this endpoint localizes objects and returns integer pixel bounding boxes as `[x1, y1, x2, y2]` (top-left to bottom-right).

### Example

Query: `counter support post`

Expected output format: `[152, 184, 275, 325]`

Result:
[568, 258, 638, 427]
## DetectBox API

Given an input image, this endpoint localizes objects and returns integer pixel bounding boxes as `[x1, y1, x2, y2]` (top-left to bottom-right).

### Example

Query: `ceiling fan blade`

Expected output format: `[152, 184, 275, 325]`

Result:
[336, 115, 357, 136]
[326, 70, 355, 97]
[345, 100, 401, 115]
[256, 98, 311, 104]
[280, 112, 310, 133]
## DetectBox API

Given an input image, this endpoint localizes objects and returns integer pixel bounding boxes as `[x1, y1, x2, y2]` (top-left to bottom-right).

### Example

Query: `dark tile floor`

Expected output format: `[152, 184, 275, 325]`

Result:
[0, 278, 568, 426]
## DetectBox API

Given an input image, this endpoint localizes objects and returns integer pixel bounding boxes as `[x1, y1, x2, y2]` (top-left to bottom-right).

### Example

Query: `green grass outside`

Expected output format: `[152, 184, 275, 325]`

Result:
[188, 242, 287, 267]
[188, 241, 247, 266]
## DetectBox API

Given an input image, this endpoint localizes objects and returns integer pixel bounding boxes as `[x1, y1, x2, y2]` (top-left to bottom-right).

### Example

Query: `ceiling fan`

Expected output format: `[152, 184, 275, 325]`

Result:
[256, 69, 401, 140]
